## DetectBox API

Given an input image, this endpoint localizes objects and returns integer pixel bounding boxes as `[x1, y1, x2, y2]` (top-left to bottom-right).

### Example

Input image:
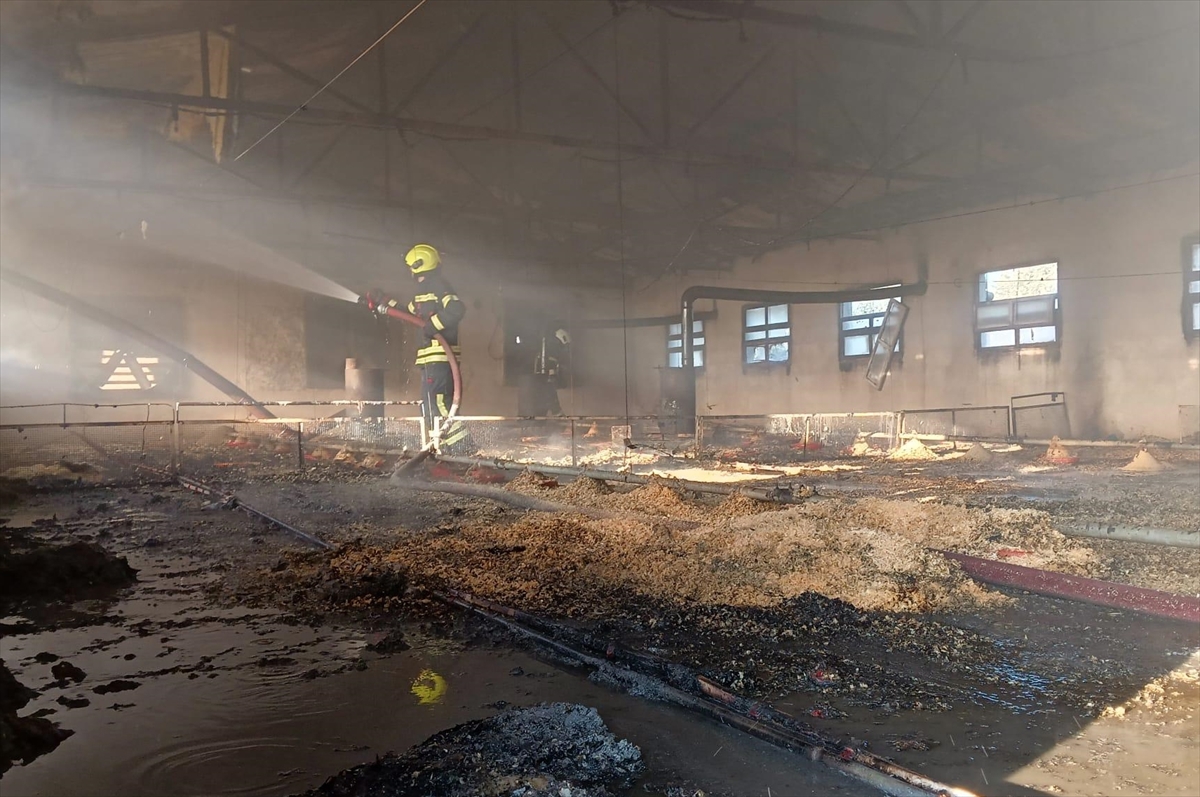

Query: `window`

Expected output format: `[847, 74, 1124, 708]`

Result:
[976, 262, 1060, 350]
[667, 319, 705, 368]
[99, 350, 160, 391]
[744, 304, 790, 364]
[840, 297, 901, 359]
[1187, 240, 1200, 339]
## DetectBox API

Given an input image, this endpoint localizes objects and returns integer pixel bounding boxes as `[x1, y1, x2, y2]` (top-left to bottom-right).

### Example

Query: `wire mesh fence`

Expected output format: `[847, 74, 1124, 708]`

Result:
[3, 400, 1042, 483]
[899, 405, 1011, 439]
[696, 412, 898, 462]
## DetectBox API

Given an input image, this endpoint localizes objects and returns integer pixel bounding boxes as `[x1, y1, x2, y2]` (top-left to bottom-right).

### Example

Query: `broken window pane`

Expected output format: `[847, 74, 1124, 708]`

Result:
[840, 295, 901, 359]
[844, 298, 891, 316]
[1019, 325, 1057, 344]
[977, 263, 1059, 350]
[694, 350, 704, 367]
[745, 305, 790, 364]
[980, 262, 1058, 301]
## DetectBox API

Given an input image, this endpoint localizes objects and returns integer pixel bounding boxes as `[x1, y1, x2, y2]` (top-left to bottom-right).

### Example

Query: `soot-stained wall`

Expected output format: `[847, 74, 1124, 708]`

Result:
[622, 173, 1200, 440]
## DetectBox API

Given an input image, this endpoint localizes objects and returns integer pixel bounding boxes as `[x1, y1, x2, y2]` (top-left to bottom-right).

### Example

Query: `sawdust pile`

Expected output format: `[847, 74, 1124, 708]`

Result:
[1121, 450, 1167, 473]
[1, 462, 100, 481]
[888, 439, 938, 461]
[1100, 666, 1200, 720]
[507, 473, 705, 521]
[797, 498, 1099, 575]
[710, 492, 780, 521]
[278, 498, 1046, 617]
[962, 443, 995, 463]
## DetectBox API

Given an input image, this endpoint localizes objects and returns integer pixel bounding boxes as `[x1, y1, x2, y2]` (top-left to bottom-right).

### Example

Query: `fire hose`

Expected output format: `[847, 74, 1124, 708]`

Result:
[360, 294, 461, 461]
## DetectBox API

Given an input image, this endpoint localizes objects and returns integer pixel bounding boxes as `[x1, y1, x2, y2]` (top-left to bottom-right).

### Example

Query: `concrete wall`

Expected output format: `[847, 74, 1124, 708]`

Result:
[622, 174, 1200, 440]
[4, 173, 1197, 438]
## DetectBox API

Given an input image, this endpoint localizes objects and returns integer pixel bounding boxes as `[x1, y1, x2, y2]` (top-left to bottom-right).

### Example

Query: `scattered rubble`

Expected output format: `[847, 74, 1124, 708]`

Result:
[300, 703, 643, 797]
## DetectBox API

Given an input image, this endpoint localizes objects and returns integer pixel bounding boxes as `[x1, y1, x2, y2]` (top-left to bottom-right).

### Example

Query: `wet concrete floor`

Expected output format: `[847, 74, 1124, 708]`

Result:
[3, 546, 865, 797]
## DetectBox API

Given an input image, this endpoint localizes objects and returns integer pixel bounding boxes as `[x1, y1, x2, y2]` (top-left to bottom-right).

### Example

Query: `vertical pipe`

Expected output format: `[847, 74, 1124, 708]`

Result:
[199, 31, 211, 98]
[171, 403, 180, 473]
[297, 422, 304, 470]
[510, 0, 522, 131]
[680, 303, 695, 434]
[570, 418, 577, 468]
[658, 11, 671, 147]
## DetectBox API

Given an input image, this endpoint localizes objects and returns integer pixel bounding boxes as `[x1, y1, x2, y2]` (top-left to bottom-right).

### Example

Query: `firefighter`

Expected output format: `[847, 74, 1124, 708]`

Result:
[399, 244, 470, 453]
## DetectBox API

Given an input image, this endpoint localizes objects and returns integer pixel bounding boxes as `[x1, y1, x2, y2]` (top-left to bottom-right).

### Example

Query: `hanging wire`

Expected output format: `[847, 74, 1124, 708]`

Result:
[233, 0, 429, 161]
[612, 10, 632, 454]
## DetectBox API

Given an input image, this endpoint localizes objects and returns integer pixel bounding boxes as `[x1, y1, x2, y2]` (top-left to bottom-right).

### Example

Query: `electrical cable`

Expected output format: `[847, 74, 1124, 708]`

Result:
[613, 11, 632, 462]
[233, 0, 429, 161]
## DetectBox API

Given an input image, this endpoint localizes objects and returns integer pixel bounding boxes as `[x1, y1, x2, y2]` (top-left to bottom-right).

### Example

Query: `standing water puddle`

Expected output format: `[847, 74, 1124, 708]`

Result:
[3, 548, 865, 797]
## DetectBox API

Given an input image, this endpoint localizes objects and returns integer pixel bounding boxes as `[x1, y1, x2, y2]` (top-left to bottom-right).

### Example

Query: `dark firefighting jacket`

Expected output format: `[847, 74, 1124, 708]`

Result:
[407, 272, 464, 367]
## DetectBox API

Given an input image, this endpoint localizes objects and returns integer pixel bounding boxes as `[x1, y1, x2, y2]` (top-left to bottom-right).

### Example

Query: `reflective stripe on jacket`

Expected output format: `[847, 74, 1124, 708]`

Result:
[406, 272, 464, 366]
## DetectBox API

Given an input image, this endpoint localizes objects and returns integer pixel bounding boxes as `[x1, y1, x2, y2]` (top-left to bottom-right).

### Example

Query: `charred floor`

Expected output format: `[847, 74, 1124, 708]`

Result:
[1, 432, 1197, 797]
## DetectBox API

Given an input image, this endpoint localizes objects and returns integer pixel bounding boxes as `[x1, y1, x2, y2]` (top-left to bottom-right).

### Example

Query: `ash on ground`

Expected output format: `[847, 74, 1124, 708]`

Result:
[300, 702, 643, 797]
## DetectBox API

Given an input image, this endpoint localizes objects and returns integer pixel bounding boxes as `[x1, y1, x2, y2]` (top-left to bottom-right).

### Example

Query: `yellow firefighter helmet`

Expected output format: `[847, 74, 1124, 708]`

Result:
[405, 243, 440, 274]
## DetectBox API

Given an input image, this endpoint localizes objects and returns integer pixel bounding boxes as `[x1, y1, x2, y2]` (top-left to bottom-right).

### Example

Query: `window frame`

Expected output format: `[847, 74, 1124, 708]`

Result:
[1184, 236, 1200, 341]
[838, 296, 902, 364]
[667, 318, 706, 369]
[742, 303, 791, 367]
[974, 261, 1062, 353]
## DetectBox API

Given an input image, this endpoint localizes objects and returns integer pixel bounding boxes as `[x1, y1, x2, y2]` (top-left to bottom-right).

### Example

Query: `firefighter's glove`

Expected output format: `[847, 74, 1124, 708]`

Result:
[363, 289, 385, 312]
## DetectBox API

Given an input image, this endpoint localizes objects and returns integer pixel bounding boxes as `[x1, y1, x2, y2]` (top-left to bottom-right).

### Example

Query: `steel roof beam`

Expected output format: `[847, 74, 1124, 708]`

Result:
[49, 81, 954, 183]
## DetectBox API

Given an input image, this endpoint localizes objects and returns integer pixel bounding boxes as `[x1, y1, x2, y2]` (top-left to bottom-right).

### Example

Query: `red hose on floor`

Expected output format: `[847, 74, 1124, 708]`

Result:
[380, 305, 462, 429]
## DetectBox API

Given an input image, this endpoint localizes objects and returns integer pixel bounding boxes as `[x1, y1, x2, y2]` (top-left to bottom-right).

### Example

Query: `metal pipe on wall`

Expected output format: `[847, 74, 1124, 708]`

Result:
[678, 280, 929, 429]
